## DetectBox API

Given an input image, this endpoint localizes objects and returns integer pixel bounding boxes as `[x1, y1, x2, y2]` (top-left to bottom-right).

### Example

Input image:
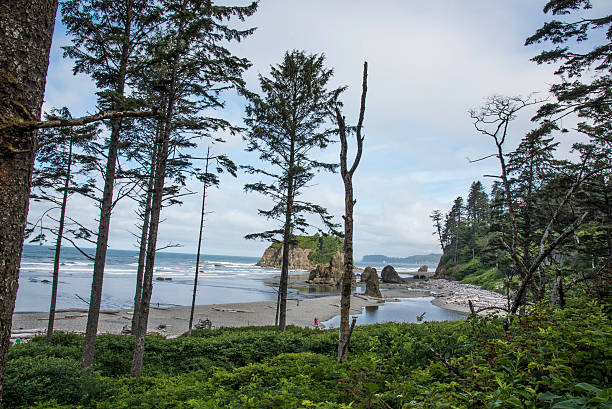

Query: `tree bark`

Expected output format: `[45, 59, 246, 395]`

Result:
[47, 135, 72, 343]
[337, 62, 367, 361]
[0, 0, 58, 399]
[81, 4, 133, 368]
[131, 41, 181, 376]
[188, 149, 210, 336]
[131, 125, 160, 334]
[278, 138, 296, 332]
[3, 109, 157, 131]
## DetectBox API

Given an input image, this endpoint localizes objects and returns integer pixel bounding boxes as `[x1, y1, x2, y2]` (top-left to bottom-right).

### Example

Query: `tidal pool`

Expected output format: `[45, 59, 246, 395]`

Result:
[321, 296, 465, 329]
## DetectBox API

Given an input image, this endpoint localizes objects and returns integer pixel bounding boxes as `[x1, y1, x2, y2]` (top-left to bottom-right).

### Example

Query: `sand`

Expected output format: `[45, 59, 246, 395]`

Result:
[11, 293, 390, 340]
[11, 278, 506, 342]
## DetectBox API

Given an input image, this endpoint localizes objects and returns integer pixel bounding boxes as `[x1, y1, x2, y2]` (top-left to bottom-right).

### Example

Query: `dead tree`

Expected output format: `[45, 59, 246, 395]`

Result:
[335, 61, 368, 361]
[188, 148, 210, 336]
[471, 95, 591, 314]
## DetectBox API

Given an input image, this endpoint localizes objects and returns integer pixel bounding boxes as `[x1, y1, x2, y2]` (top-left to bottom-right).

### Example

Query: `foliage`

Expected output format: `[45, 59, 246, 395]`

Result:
[5, 300, 611, 408]
[242, 50, 343, 244]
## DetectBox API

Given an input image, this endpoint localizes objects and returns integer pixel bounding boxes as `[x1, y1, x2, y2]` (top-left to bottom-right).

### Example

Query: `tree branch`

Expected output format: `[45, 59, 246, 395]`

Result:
[4, 109, 159, 131]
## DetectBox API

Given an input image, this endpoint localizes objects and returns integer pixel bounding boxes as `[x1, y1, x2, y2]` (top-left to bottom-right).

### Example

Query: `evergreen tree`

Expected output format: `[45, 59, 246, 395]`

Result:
[0, 0, 58, 398]
[61, 0, 162, 368]
[430, 210, 446, 252]
[28, 107, 99, 343]
[130, 0, 257, 377]
[243, 50, 343, 332]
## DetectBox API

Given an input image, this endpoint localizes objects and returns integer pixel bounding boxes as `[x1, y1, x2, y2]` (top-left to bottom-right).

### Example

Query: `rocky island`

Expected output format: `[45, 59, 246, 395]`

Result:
[256, 234, 344, 271]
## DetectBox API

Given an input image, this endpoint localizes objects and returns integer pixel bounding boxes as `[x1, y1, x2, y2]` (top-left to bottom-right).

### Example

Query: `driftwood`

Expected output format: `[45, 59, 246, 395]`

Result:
[212, 307, 254, 313]
[38, 314, 86, 320]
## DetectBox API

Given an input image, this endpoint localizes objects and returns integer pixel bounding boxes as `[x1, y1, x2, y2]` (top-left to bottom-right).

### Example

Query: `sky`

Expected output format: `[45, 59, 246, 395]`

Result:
[30, 0, 606, 259]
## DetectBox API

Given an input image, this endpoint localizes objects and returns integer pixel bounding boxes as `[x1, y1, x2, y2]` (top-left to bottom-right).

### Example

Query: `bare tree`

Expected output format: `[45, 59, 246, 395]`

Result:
[335, 61, 368, 361]
[470, 95, 592, 314]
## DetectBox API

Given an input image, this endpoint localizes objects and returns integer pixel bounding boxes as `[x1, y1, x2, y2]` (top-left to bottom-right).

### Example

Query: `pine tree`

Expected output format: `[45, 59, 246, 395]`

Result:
[28, 107, 99, 343]
[0, 0, 58, 397]
[130, 0, 257, 377]
[243, 50, 343, 332]
[61, 0, 163, 368]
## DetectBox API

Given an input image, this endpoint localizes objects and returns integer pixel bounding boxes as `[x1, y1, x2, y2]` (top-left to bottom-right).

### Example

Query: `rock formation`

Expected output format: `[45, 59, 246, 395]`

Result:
[256, 245, 315, 270]
[418, 265, 428, 272]
[381, 265, 404, 283]
[361, 266, 381, 297]
[307, 251, 354, 286]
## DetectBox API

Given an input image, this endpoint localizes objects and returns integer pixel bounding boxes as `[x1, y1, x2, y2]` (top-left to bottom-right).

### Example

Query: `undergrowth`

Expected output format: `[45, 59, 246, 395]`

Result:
[4, 298, 610, 408]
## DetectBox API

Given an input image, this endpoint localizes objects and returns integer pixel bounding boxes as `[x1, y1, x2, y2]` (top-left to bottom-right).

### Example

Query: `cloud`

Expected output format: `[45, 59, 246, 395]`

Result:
[35, 1, 584, 259]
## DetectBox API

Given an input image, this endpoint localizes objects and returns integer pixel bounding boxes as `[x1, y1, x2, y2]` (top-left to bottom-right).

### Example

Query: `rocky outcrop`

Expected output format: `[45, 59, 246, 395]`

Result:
[381, 265, 404, 283]
[360, 266, 375, 282]
[256, 245, 315, 270]
[361, 266, 381, 297]
[418, 265, 428, 272]
[307, 251, 354, 286]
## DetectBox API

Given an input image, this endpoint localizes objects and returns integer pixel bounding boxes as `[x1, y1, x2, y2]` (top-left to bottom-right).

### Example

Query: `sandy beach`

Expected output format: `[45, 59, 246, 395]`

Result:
[12, 292, 389, 340]
[11, 278, 507, 342]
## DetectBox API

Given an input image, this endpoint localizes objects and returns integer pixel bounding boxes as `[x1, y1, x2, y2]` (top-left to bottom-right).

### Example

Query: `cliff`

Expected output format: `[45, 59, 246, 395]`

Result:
[256, 234, 344, 270]
[256, 245, 316, 270]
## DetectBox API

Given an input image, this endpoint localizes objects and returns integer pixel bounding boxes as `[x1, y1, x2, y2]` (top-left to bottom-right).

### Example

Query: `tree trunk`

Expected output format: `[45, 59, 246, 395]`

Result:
[188, 149, 210, 336]
[0, 0, 58, 399]
[131, 128, 159, 334]
[337, 61, 367, 361]
[338, 173, 354, 360]
[278, 137, 296, 332]
[130, 109, 172, 377]
[81, 5, 132, 368]
[131, 47, 180, 377]
[46, 135, 72, 343]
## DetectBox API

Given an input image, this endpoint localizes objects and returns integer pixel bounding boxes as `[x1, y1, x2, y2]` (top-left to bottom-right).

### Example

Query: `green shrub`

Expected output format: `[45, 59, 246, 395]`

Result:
[3, 356, 103, 407]
[5, 299, 610, 408]
[461, 266, 503, 291]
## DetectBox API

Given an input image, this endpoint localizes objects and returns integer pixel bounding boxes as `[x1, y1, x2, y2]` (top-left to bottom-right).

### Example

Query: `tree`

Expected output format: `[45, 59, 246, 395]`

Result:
[28, 107, 99, 343]
[243, 50, 343, 332]
[188, 148, 237, 336]
[526, 0, 611, 303]
[470, 95, 591, 313]
[0, 0, 59, 399]
[130, 0, 256, 377]
[61, 0, 163, 368]
[430, 210, 447, 252]
[335, 61, 368, 361]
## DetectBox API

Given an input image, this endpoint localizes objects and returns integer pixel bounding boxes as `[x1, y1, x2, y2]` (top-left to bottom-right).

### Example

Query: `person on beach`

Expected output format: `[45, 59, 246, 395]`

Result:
[314, 317, 319, 329]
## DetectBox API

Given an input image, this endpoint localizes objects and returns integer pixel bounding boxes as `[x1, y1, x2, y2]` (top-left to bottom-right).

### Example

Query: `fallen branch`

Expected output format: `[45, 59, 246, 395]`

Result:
[427, 345, 461, 376]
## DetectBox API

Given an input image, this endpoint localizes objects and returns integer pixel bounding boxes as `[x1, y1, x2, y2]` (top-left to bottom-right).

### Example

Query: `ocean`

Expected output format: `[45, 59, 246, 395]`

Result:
[16, 245, 438, 314]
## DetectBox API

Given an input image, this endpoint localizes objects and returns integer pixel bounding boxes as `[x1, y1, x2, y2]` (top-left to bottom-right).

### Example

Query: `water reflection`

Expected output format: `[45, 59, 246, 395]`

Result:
[322, 297, 465, 329]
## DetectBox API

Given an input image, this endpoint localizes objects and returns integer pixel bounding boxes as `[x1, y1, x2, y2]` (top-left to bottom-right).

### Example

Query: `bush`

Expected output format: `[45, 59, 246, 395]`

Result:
[5, 299, 610, 408]
[3, 356, 103, 407]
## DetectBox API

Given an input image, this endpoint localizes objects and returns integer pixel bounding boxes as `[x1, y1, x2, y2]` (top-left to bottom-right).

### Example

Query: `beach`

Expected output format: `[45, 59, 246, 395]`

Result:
[12, 245, 510, 342]
[11, 279, 508, 342]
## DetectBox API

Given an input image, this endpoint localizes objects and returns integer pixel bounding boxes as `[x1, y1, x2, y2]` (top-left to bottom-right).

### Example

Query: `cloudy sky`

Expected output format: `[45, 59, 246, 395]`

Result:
[32, 0, 602, 259]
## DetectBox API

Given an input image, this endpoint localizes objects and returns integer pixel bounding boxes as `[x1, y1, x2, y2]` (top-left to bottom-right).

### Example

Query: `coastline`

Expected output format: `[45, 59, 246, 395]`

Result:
[11, 277, 508, 342]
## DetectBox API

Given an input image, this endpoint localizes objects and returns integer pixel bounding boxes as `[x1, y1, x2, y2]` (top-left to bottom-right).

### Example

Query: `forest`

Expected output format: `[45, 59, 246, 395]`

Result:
[0, 0, 610, 407]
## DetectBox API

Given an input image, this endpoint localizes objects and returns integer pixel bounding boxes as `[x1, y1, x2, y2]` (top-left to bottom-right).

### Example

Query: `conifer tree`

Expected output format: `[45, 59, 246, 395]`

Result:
[28, 107, 99, 343]
[243, 50, 343, 332]
[0, 0, 58, 398]
[130, 0, 257, 377]
[61, 0, 163, 368]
